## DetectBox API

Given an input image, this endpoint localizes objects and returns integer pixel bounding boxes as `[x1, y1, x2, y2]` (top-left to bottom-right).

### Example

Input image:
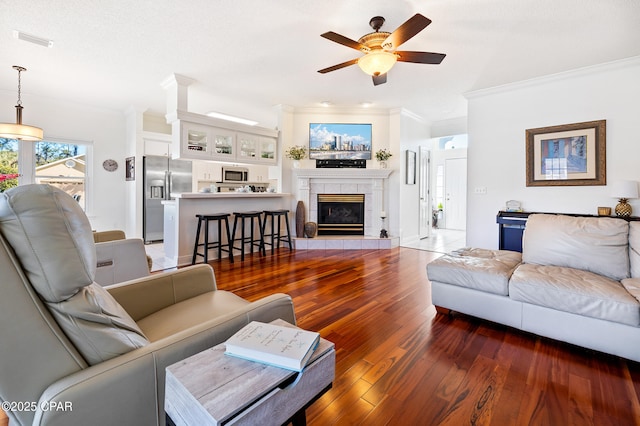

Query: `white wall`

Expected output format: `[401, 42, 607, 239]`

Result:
[466, 56, 640, 249]
[398, 110, 431, 244]
[431, 117, 467, 138]
[0, 91, 128, 231]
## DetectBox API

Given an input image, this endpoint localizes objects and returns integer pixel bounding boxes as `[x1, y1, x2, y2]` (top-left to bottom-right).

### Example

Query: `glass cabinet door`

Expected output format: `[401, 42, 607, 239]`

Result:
[259, 138, 276, 162]
[238, 133, 258, 159]
[186, 129, 208, 152]
[211, 128, 235, 159]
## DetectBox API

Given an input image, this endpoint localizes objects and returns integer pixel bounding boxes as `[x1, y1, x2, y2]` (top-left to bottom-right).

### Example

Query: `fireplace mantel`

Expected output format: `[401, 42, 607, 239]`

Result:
[293, 169, 393, 179]
[293, 168, 393, 237]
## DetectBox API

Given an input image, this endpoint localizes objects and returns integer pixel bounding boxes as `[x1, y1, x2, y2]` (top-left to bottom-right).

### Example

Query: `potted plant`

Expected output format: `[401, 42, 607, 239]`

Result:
[375, 148, 392, 168]
[284, 145, 307, 168]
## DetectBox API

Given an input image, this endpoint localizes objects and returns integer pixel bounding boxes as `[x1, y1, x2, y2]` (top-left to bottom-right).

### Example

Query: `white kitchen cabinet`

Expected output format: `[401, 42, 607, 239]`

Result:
[169, 111, 278, 165]
[178, 122, 214, 160]
[237, 133, 277, 165]
[210, 127, 236, 161]
[258, 137, 277, 164]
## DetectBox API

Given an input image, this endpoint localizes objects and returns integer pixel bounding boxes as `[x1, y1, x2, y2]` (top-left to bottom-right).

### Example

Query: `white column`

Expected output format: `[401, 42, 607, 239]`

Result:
[160, 73, 195, 116]
[295, 177, 311, 227]
[371, 177, 384, 236]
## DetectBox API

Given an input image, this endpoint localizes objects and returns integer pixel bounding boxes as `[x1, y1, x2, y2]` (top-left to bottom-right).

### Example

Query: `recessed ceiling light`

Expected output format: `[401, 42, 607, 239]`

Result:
[320, 101, 332, 107]
[205, 111, 258, 126]
[12, 30, 53, 48]
[360, 102, 373, 108]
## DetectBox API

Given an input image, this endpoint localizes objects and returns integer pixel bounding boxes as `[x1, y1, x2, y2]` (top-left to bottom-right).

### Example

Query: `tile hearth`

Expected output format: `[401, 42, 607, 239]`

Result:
[293, 235, 399, 250]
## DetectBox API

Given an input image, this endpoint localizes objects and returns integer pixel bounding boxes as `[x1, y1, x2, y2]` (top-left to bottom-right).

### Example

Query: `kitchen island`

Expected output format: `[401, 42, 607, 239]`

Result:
[163, 192, 292, 266]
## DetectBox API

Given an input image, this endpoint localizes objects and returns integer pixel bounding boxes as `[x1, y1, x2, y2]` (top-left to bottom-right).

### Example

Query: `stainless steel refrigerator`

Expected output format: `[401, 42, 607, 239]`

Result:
[143, 155, 192, 243]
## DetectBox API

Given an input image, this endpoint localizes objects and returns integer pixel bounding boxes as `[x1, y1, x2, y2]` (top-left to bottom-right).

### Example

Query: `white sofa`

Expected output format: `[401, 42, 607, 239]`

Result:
[427, 214, 640, 363]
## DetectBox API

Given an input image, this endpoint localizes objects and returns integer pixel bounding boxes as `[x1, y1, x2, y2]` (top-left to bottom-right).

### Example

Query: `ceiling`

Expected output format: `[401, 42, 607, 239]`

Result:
[1, 0, 639, 128]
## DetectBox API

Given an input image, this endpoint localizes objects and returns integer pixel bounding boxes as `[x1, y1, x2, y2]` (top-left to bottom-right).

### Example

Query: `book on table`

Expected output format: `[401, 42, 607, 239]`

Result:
[224, 321, 320, 372]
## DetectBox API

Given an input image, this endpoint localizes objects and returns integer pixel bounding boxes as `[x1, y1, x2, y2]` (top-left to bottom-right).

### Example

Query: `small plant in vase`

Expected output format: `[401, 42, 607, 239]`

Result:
[285, 145, 307, 168]
[375, 149, 392, 168]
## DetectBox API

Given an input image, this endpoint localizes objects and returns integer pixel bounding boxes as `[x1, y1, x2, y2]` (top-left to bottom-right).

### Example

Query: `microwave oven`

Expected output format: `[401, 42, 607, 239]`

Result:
[222, 167, 249, 183]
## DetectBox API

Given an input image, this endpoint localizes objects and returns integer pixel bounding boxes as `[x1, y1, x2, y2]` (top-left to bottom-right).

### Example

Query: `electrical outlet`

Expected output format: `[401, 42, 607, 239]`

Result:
[474, 187, 487, 194]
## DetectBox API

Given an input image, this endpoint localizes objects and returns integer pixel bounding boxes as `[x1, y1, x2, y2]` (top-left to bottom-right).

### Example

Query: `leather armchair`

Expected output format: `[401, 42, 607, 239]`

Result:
[93, 231, 151, 285]
[0, 184, 296, 426]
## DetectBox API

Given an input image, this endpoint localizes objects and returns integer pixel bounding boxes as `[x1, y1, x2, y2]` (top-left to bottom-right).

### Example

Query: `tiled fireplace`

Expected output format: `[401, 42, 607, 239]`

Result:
[292, 168, 397, 249]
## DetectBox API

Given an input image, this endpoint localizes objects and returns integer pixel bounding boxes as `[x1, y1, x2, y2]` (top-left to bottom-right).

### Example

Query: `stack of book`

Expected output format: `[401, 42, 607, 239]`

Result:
[224, 321, 320, 372]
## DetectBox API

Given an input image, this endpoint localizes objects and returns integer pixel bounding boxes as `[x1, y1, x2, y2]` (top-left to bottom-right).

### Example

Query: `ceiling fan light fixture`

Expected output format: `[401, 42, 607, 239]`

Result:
[0, 66, 43, 141]
[357, 50, 397, 76]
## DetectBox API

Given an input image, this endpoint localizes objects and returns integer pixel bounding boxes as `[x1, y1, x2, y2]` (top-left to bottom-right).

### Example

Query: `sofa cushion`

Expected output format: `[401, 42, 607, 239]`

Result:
[427, 248, 522, 296]
[629, 223, 640, 278]
[510, 264, 640, 326]
[0, 184, 149, 365]
[621, 278, 640, 304]
[522, 214, 630, 281]
[136, 291, 250, 341]
[47, 283, 150, 364]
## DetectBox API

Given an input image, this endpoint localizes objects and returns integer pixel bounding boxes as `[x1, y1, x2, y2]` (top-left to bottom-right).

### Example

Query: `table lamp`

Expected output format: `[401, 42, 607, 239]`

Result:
[612, 180, 638, 217]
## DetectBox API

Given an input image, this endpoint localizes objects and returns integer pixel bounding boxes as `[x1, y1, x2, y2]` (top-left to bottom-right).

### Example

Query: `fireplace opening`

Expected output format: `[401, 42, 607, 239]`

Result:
[317, 194, 365, 235]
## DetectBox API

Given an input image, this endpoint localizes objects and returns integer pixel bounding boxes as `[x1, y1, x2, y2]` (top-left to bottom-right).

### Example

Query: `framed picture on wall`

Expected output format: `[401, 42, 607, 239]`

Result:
[406, 150, 416, 185]
[525, 120, 606, 186]
[125, 156, 135, 181]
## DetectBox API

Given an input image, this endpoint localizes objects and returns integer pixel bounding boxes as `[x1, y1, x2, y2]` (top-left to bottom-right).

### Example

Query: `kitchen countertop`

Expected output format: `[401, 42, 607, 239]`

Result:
[171, 192, 290, 199]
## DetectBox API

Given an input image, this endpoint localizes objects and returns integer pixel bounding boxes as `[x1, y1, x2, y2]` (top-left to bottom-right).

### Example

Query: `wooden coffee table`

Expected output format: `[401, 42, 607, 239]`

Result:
[165, 321, 335, 426]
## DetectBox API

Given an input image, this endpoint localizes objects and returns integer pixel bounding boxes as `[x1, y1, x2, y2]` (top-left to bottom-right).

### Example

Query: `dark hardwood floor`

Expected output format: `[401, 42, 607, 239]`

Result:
[210, 247, 640, 426]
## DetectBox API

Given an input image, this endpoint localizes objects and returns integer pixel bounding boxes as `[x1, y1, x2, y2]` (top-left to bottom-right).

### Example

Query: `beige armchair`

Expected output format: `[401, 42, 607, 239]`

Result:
[92, 230, 152, 285]
[0, 184, 296, 426]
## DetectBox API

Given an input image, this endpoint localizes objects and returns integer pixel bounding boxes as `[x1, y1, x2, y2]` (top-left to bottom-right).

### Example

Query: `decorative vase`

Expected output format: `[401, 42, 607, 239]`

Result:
[378, 161, 387, 169]
[293, 160, 301, 169]
[295, 201, 305, 237]
[304, 222, 317, 238]
[615, 199, 632, 217]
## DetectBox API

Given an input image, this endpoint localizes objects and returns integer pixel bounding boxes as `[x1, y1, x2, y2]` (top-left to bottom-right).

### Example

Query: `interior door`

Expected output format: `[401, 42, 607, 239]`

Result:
[444, 158, 467, 230]
[419, 147, 431, 239]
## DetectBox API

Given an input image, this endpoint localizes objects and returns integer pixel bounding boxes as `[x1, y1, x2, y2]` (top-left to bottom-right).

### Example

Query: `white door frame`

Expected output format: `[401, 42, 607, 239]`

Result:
[418, 147, 431, 239]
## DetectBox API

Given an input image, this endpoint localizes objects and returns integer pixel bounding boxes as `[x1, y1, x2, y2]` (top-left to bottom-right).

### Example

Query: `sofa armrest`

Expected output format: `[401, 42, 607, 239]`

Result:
[92, 229, 126, 243]
[106, 264, 217, 321]
[35, 349, 160, 426]
[94, 238, 150, 286]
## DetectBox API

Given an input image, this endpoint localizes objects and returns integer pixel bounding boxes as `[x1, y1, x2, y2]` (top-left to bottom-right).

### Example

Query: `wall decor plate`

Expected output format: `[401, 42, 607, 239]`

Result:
[102, 159, 118, 172]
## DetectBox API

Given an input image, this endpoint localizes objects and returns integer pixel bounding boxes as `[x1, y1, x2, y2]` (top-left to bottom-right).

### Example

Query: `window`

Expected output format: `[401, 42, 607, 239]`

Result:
[0, 138, 91, 211]
[0, 138, 19, 192]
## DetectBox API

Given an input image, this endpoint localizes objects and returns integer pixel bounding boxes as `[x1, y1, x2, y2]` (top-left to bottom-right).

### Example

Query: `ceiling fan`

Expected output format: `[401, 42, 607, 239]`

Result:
[318, 13, 446, 86]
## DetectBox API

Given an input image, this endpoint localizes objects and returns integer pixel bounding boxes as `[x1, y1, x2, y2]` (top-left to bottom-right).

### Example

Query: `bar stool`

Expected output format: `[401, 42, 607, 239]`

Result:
[191, 213, 234, 264]
[262, 209, 293, 253]
[231, 211, 266, 261]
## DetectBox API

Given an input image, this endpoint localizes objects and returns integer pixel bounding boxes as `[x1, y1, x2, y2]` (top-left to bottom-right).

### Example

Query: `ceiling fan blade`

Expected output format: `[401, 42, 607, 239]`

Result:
[382, 13, 432, 50]
[395, 51, 446, 64]
[321, 31, 369, 52]
[318, 58, 359, 74]
[372, 73, 387, 86]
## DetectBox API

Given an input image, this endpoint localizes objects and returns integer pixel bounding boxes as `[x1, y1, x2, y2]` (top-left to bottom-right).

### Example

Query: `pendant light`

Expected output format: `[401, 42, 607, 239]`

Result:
[0, 65, 43, 141]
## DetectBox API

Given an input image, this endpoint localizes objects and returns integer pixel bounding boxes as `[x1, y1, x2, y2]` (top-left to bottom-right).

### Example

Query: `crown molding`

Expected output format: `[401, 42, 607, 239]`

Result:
[465, 55, 640, 100]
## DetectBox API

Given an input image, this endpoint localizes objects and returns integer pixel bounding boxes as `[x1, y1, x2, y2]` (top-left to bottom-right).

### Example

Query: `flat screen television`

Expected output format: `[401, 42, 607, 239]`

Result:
[309, 123, 372, 160]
